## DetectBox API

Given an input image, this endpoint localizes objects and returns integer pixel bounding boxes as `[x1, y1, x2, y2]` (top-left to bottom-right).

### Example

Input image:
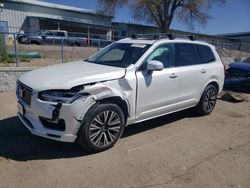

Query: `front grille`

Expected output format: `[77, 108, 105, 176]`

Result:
[17, 82, 33, 105]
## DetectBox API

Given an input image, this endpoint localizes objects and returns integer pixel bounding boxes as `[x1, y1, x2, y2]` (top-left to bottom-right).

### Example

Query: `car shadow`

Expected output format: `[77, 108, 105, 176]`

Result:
[0, 109, 197, 161]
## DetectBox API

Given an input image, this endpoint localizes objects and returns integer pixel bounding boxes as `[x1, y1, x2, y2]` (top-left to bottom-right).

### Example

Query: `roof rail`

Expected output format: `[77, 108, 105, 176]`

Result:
[130, 33, 197, 41]
[186, 34, 196, 41]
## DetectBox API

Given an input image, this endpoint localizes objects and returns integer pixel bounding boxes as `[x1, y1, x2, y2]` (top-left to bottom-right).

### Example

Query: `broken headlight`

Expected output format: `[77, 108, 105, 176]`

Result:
[39, 85, 88, 104]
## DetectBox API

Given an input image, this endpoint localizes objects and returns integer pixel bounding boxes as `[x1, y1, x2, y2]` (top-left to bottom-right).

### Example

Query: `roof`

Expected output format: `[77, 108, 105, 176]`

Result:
[219, 32, 250, 38]
[112, 22, 236, 42]
[117, 37, 213, 46]
[6, 0, 112, 17]
[112, 22, 158, 29]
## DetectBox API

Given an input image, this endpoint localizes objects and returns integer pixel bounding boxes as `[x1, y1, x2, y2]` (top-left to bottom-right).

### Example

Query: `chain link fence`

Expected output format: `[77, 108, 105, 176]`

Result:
[1, 30, 250, 67]
[0, 31, 117, 67]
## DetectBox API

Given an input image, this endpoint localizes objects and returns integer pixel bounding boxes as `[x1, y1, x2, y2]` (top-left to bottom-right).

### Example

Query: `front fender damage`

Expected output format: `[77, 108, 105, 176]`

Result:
[72, 79, 133, 134]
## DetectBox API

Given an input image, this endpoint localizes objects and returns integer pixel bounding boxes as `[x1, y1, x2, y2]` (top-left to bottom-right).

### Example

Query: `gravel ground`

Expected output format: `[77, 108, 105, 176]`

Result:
[0, 91, 250, 188]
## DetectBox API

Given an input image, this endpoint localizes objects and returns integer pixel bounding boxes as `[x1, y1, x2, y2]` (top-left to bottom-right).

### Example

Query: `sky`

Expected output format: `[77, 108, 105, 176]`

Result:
[41, 0, 250, 35]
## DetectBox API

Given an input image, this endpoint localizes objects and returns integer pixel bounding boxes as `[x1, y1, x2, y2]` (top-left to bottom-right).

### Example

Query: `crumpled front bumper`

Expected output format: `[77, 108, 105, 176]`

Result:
[17, 93, 95, 143]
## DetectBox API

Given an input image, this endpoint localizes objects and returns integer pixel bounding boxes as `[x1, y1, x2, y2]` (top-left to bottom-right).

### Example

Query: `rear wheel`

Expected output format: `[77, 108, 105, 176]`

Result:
[78, 103, 125, 152]
[196, 84, 218, 115]
[31, 41, 40, 45]
[71, 42, 80, 47]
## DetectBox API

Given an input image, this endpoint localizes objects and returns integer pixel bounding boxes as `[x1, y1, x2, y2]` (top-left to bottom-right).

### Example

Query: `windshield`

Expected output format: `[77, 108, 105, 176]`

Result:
[87, 43, 151, 68]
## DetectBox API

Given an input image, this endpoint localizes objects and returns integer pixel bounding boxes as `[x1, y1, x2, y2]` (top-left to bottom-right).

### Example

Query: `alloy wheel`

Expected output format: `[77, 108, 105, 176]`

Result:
[89, 110, 121, 147]
[203, 88, 217, 113]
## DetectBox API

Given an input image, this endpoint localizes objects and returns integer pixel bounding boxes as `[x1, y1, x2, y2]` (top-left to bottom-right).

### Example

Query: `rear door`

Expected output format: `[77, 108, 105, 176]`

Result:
[43, 31, 55, 45]
[54, 31, 67, 45]
[175, 43, 207, 106]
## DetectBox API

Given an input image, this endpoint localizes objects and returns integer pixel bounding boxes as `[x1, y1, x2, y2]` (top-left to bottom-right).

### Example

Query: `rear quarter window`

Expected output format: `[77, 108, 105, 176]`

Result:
[197, 45, 216, 63]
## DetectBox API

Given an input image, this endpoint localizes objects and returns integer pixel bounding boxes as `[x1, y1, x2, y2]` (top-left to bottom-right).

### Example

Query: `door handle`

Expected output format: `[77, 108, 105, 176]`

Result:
[169, 73, 178, 78]
[201, 69, 207, 73]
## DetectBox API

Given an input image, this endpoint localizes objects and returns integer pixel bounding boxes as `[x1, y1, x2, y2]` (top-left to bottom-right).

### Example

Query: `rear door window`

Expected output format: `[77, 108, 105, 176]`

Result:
[55, 32, 66, 37]
[197, 45, 216, 63]
[175, 43, 201, 66]
[44, 31, 54, 36]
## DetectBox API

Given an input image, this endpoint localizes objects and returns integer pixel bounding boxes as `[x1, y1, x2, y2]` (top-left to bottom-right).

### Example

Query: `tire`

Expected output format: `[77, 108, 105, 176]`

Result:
[75, 43, 80, 47]
[78, 103, 125, 152]
[71, 43, 80, 47]
[31, 41, 40, 45]
[196, 84, 218, 116]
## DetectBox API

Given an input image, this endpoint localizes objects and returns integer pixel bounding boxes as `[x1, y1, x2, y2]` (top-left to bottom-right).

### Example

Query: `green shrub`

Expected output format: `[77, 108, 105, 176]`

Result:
[0, 46, 15, 64]
[19, 56, 31, 62]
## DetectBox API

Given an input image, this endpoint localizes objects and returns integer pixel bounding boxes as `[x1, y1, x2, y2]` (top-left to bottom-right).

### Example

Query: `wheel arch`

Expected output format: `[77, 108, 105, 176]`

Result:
[97, 96, 129, 120]
[198, 80, 220, 102]
[207, 81, 219, 92]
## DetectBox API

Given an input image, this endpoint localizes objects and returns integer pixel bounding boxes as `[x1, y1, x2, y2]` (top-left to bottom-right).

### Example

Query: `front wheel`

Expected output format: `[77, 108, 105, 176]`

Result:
[196, 85, 218, 115]
[78, 103, 125, 152]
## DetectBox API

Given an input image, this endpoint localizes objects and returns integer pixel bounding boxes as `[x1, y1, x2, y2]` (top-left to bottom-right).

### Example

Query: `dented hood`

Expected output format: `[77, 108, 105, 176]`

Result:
[19, 61, 126, 91]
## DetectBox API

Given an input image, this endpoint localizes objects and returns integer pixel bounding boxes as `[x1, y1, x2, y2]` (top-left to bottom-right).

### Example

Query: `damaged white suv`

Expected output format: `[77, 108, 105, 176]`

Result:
[16, 36, 225, 152]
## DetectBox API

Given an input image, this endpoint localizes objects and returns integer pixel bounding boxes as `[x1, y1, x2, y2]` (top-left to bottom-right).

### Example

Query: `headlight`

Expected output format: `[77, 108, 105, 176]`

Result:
[39, 85, 88, 104]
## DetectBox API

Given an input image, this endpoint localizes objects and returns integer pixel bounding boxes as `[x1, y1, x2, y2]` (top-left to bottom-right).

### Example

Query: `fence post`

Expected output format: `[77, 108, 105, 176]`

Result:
[61, 37, 64, 63]
[98, 39, 100, 51]
[239, 43, 242, 59]
[220, 44, 223, 56]
[87, 26, 90, 46]
[13, 33, 19, 67]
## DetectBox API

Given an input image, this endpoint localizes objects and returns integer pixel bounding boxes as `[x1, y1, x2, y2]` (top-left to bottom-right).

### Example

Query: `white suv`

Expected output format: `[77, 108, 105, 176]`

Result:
[16, 36, 225, 152]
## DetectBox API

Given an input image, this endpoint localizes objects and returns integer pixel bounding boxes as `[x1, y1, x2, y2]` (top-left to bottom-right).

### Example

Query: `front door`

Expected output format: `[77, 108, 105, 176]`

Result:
[136, 44, 180, 121]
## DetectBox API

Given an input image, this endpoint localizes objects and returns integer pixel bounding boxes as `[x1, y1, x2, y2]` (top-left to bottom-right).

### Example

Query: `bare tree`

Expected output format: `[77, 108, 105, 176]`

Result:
[99, 0, 226, 33]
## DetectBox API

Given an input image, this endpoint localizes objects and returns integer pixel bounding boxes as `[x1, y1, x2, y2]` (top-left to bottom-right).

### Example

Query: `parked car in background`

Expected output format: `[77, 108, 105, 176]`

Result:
[18, 30, 88, 46]
[242, 57, 250, 64]
[224, 62, 250, 88]
[89, 35, 113, 47]
[16, 36, 225, 152]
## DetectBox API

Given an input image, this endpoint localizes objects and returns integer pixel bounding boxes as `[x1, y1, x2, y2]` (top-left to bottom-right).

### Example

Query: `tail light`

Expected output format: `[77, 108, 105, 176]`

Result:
[83, 38, 88, 45]
[216, 49, 228, 75]
[220, 56, 227, 74]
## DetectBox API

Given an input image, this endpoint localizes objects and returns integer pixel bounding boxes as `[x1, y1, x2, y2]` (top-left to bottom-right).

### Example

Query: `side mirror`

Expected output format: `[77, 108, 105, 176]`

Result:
[147, 60, 164, 73]
[42, 35, 46, 39]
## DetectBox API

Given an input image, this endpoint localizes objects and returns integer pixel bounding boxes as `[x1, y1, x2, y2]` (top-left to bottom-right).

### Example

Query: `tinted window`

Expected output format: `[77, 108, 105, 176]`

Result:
[175, 43, 201, 66]
[44, 31, 54, 36]
[55, 32, 66, 37]
[197, 45, 215, 63]
[143, 44, 174, 69]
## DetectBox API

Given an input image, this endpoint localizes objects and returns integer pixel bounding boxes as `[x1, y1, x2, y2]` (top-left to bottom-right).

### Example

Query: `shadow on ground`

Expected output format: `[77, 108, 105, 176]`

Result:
[0, 110, 197, 161]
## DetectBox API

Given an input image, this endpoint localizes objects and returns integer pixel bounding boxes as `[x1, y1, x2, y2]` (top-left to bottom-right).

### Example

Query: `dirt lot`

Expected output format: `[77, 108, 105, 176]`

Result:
[0, 91, 250, 188]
